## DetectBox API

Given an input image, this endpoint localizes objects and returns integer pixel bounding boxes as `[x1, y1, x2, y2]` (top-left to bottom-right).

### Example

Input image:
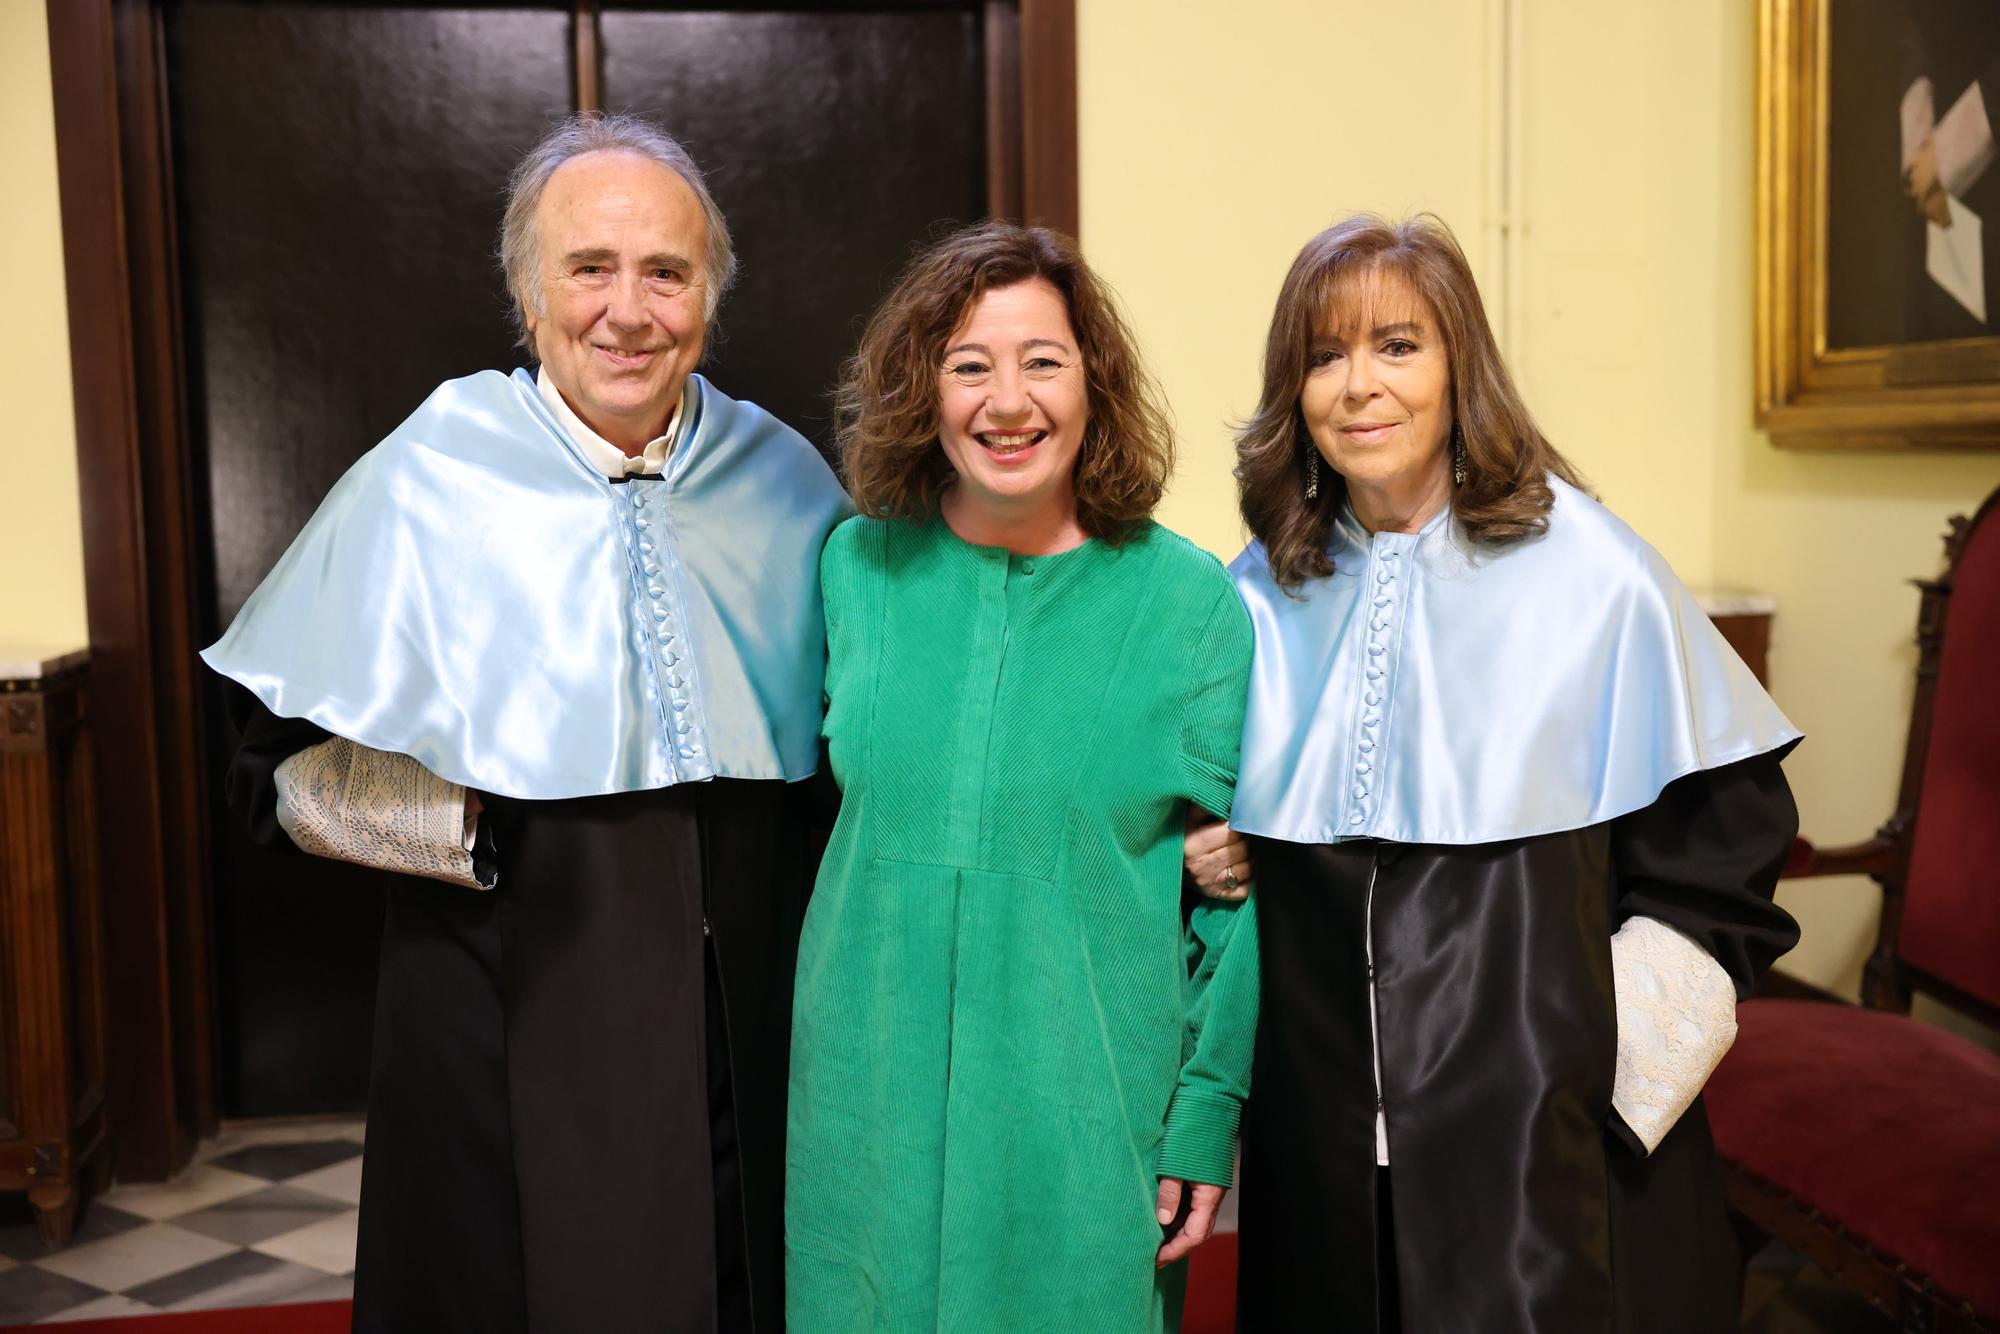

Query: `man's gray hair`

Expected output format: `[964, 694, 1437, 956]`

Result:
[500, 112, 738, 351]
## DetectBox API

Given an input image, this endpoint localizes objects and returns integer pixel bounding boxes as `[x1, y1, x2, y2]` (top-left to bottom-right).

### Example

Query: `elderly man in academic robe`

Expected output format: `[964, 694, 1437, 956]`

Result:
[203, 113, 849, 1332]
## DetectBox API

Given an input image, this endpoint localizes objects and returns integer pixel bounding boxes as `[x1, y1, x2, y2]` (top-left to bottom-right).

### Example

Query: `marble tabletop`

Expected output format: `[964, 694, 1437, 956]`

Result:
[1691, 588, 1778, 617]
[0, 642, 90, 682]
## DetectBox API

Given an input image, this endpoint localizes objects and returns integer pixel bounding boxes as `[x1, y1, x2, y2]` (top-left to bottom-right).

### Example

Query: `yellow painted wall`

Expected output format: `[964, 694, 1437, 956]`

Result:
[1081, 0, 2000, 998]
[1513, 0, 1724, 581]
[1080, 0, 1503, 558]
[0, 0, 87, 652]
[1516, 1, 1993, 996]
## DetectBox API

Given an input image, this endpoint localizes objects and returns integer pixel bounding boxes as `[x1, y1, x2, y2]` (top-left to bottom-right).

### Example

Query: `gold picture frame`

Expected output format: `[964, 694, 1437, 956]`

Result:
[1757, 0, 2000, 449]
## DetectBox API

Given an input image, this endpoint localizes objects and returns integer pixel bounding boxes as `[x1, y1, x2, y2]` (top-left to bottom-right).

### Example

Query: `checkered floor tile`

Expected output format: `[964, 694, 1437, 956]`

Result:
[0, 1117, 362, 1325]
[1, 1114, 1894, 1330]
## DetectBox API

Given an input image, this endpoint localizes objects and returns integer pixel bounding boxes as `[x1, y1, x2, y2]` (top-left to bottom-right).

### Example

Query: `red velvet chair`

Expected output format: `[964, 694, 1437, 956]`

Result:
[1706, 486, 2000, 1334]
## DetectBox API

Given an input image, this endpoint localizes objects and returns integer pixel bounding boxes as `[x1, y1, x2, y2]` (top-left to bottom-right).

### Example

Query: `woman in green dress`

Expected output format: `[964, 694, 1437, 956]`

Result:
[787, 222, 1259, 1332]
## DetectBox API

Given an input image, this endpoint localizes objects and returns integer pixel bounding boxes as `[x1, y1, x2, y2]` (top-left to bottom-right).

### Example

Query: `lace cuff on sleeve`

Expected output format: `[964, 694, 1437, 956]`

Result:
[1610, 915, 1738, 1154]
[274, 736, 491, 890]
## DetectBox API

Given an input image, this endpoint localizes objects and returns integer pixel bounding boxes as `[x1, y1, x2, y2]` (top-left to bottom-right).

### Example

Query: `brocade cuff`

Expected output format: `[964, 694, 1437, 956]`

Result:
[1610, 915, 1737, 1154]
[275, 736, 492, 890]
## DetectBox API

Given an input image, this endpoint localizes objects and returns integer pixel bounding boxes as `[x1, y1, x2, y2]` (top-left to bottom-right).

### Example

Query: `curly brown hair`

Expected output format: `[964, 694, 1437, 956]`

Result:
[836, 221, 1173, 543]
[1237, 214, 1586, 591]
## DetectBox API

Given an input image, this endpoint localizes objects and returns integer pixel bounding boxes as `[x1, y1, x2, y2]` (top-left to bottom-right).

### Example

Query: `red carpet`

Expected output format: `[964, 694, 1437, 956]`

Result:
[0, 1301, 349, 1333]
[1185, 1230, 1238, 1333]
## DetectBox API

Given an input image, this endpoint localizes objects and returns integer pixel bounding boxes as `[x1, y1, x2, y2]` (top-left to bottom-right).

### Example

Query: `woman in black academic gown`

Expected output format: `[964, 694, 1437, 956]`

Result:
[1203, 214, 1802, 1332]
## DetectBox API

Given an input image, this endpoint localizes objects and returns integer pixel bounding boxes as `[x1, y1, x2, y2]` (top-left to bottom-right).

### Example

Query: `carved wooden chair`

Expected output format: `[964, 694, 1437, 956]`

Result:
[1707, 486, 2000, 1334]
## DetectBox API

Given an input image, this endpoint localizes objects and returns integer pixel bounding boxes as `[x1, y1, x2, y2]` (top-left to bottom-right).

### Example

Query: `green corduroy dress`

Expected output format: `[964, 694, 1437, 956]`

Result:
[787, 514, 1260, 1333]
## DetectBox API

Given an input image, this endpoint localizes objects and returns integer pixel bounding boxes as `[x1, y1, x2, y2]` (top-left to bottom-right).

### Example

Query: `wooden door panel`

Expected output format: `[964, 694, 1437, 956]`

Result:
[599, 6, 989, 446]
[167, 2, 575, 624]
[165, 2, 575, 1114]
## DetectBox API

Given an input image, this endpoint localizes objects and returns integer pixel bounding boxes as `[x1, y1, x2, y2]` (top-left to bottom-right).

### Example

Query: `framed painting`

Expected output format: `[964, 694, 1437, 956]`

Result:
[1758, 0, 2000, 448]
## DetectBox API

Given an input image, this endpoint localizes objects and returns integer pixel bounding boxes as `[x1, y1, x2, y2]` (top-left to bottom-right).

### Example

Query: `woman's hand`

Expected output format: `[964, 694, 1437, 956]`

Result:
[1154, 1177, 1226, 1267]
[1183, 807, 1252, 901]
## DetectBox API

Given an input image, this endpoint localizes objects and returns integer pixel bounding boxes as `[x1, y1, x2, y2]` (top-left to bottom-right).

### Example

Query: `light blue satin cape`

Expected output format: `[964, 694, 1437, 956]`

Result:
[1228, 477, 1801, 846]
[202, 368, 851, 800]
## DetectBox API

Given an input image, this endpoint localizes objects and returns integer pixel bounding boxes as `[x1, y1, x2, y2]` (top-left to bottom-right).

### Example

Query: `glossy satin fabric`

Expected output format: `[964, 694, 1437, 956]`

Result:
[203, 369, 850, 799]
[1228, 478, 1801, 845]
[1239, 797, 1777, 1334]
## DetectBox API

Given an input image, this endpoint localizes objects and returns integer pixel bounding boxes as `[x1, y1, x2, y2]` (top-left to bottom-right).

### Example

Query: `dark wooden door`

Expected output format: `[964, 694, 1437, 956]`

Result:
[599, 6, 989, 441]
[165, 1, 995, 1114]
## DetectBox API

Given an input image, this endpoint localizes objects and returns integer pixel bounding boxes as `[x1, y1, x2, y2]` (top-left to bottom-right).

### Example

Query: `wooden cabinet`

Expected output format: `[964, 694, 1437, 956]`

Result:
[0, 648, 108, 1245]
[1696, 589, 1777, 685]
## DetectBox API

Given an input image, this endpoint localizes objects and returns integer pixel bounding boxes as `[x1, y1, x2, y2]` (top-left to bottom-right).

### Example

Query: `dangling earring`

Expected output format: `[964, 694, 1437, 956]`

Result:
[1451, 421, 1468, 486]
[1305, 449, 1320, 500]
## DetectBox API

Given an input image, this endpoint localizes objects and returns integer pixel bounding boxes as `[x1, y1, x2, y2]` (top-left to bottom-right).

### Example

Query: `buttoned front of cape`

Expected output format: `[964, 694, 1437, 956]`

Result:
[203, 368, 850, 799]
[787, 516, 1258, 1334]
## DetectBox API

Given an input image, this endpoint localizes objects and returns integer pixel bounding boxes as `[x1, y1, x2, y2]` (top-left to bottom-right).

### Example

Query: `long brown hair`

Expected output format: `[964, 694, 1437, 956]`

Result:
[836, 222, 1173, 543]
[1236, 214, 1585, 590]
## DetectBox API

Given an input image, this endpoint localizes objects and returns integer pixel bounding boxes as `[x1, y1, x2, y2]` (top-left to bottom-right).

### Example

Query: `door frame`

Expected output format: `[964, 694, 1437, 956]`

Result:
[44, 0, 1077, 1181]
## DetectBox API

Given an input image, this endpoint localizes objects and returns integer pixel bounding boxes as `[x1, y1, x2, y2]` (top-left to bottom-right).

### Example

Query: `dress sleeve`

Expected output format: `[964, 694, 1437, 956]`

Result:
[1158, 894, 1261, 1187]
[226, 692, 334, 852]
[1157, 580, 1259, 1187]
[816, 517, 873, 694]
[225, 692, 497, 887]
[1604, 745, 1802, 1153]
[1609, 744, 1802, 997]
[1176, 583, 1254, 817]
[813, 517, 878, 810]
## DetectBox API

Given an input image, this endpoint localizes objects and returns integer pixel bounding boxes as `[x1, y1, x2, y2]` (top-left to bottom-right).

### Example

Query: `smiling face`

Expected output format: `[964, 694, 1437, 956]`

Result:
[1299, 267, 1453, 500]
[524, 149, 709, 452]
[934, 277, 1090, 534]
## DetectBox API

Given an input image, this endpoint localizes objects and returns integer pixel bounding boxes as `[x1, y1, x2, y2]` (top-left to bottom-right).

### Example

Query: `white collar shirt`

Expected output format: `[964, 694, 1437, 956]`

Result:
[536, 366, 683, 479]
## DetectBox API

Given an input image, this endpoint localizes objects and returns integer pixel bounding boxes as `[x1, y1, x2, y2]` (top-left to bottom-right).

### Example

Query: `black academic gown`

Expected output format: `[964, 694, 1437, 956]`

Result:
[230, 701, 819, 1333]
[1236, 750, 1800, 1334]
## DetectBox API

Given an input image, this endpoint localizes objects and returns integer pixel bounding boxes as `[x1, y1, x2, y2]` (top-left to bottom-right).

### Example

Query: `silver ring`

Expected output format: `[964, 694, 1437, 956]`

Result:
[1223, 867, 1239, 891]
